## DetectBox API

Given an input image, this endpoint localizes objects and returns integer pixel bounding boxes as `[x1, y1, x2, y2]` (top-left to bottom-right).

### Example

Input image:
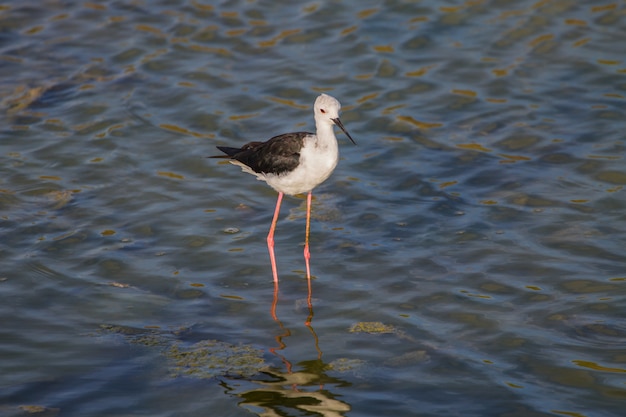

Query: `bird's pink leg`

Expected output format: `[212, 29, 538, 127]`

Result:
[304, 191, 312, 281]
[267, 192, 283, 283]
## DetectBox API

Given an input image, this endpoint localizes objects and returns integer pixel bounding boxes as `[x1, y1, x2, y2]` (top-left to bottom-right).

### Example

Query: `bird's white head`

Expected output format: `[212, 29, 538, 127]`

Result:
[314, 93, 356, 145]
[314, 93, 342, 123]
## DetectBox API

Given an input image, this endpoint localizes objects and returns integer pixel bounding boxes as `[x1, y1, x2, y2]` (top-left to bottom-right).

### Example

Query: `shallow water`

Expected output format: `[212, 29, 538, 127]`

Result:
[1, 1, 625, 416]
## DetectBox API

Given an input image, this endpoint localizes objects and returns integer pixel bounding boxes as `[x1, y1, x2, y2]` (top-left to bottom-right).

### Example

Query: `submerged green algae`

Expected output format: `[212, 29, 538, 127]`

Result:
[99, 324, 267, 379]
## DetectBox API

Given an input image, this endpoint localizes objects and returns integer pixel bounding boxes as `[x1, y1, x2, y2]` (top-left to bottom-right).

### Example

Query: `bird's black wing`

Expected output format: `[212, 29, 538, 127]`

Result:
[216, 132, 311, 175]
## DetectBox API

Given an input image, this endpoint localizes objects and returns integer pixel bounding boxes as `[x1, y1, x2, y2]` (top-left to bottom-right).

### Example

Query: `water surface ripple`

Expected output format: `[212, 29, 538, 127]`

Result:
[1, 1, 625, 416]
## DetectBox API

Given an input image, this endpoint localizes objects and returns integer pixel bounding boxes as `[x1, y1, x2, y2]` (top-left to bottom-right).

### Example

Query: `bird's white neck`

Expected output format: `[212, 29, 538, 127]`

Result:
[314, 121, 338, 149]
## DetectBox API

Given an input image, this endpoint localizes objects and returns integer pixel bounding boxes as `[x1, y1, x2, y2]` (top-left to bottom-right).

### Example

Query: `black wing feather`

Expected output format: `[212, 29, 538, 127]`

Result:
[213, 132, 311, 175]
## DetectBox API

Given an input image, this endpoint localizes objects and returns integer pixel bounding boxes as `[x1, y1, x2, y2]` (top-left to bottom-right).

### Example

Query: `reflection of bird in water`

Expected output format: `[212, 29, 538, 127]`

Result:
[233, 366, 351, 417]
[211, 94, 356, 283]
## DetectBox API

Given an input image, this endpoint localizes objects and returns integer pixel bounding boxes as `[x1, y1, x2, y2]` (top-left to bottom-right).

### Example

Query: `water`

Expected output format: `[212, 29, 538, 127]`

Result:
[1, 1, 625, 416]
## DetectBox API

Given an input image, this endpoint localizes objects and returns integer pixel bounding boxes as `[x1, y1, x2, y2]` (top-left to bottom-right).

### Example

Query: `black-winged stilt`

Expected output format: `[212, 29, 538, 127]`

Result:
[211, 93, 356, 283]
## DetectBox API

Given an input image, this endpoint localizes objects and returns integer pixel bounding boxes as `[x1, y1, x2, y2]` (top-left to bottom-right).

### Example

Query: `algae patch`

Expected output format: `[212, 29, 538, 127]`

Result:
[327, 358, 368, 373]
[349, 321, 397, 334]
[166, 340, 266, 379]
[99, 324, 267, 379]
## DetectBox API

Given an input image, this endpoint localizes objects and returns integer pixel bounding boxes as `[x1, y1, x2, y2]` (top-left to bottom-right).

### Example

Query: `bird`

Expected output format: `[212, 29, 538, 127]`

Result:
[211, 93, 356, 283]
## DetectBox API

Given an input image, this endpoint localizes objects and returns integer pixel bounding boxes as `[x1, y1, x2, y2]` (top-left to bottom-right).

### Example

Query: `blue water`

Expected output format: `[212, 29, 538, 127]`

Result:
[1, 1, 625, 416]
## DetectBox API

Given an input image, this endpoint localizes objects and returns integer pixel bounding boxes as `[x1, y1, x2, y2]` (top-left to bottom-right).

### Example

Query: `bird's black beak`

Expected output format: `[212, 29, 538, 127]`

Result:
[332, 118, 357, 145]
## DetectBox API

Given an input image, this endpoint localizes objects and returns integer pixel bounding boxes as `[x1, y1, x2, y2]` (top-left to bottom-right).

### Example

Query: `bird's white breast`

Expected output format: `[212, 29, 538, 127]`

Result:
[262, 137, 339, 196]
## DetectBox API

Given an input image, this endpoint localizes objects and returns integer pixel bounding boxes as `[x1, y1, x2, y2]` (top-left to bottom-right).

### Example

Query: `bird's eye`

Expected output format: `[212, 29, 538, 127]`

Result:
[320, 108, 326, 114]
